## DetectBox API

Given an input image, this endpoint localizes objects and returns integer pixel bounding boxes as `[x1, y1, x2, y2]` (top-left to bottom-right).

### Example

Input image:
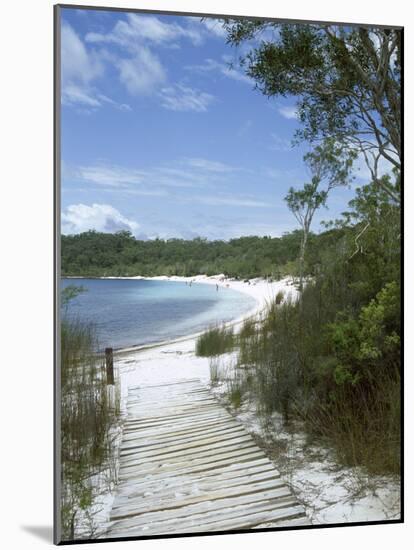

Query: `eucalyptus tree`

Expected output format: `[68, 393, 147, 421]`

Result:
[224, 20, 401, 202]
[285, 139, 355, 292]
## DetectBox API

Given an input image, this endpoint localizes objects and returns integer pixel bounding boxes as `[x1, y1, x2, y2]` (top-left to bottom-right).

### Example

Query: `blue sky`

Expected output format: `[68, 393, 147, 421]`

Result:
[60, 7, 366, 240]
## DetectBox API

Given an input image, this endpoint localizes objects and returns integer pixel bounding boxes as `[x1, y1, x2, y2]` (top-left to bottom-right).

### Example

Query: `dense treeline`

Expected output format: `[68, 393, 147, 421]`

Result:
[197, 181, 401, 475]
[62, 230, 328, 279]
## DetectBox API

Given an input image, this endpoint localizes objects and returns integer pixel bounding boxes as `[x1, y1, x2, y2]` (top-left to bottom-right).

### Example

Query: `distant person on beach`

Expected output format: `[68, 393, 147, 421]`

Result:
[216, 284, 219, 291]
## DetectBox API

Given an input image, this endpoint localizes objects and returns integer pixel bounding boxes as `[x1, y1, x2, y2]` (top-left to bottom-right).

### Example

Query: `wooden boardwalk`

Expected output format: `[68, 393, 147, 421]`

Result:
[105, 379, 309, 538]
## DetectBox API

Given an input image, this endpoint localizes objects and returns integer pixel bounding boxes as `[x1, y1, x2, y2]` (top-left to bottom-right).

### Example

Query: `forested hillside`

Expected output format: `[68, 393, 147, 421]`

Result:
[61, 229, 329, 279]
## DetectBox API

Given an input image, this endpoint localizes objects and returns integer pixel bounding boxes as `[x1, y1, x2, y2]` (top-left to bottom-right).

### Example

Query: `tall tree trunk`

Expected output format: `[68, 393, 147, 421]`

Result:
[299, 229, 308, 294]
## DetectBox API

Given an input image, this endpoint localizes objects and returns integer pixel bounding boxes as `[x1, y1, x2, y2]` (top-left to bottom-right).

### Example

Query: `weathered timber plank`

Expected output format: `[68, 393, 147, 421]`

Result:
[109, 496, 301, 537]
[115, 458, 273, 491]
[123, 409, 229, 427]
[168, 504, 307, 534]
[114, 469, 281, 506]
[110, 485, 293, 526]
[120, 431, 254, 459]
[128, 379, 202, 389]
[121, 421, 246, 447]
[119, 442, 264, 473]
[104, 379, 309, 538]
[118, 449, 267, 482]
[111, 477, 287, 519]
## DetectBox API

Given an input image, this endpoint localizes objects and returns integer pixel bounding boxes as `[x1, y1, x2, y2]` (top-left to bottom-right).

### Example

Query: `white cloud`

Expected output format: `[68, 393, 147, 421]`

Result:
[183, 158, 235, 173]
[61, 22, 104, 108]
[86, 13, 203, 49]
[148, 167, 206, 187]
[78, 164, 146, 187]
[62, 84, 102, 108]
[61, 22, 103, 86]
[67, 156, 247, 200]
[96, 93, 132, 111]
[278, 105, 298, 120]
[118, 48, 166, 95]
[61, 203, 139, 234]
[159, 84, 215, 112]
[61, 22, 132, 111]
[64, 16, 218, 108]
[191, 195, 273, 208]
[200, 18, 227, 38]
[84, 15, 207, 99]
[76, 161, 214, 190]
[185, 57, 252, 85]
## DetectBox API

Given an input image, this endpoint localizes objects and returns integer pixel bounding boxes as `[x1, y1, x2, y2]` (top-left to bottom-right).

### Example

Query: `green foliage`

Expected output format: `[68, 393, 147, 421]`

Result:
[61, 231, 304, 279]
[275, 291, 284, 305]
[195, 325, 235, 357]
[239, 317, 257, 339]
[285, 139, 356, 291]
[329, 281, 400, 383]
[229, 386, 242, 409]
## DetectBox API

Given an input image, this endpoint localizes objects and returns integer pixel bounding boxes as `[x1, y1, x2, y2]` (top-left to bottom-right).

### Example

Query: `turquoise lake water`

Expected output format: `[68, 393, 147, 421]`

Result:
[61, 278, 256, 350]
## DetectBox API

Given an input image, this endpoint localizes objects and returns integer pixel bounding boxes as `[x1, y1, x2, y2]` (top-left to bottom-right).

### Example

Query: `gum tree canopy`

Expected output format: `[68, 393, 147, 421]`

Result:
[224, 21, 401, 201]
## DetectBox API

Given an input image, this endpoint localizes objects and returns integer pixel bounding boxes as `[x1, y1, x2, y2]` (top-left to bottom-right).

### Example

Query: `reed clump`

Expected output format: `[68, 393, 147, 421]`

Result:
[195, 324, 235, 357]
[60, 312, 120, 540]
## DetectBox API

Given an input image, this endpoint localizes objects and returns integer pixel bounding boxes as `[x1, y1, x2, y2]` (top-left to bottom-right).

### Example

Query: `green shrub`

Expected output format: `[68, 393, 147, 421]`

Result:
[195, 324, 235, 357]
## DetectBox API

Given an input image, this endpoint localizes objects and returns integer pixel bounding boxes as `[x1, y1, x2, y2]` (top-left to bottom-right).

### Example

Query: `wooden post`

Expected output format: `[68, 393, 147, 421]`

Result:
[105, 347, 114, 385]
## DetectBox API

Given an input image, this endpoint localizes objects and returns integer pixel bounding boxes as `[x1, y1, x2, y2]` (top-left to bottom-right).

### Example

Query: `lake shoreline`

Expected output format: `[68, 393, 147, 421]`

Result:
[63, 274, 298, 354]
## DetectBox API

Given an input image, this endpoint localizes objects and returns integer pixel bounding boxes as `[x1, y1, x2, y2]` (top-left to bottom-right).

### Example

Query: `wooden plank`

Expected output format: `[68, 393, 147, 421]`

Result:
[114, 469, 281, 504]
[128, 379, 202, 389]
[168, 504, 307, 534]
[104, 379, 308, 538]
[109, 497, 301, 537]
[111, 478, 288, 519]
[123, 417, 235, 435]
[110, 486, 293, 526]
[127, 398, 221, 409]
[124, 409, 229, 427]
[115, 457, 273, 491]
[128, 394, 208, 404]
[118, 449, 267, 483]
[121, 421, 246, 446]
[119, 444, 265, 475]
[120, 430, 253, 459]
[120, 429, 248, 457]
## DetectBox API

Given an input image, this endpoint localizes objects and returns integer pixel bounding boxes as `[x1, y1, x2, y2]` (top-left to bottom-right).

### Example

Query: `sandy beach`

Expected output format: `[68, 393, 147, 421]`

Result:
[110, 274, 297, 398]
